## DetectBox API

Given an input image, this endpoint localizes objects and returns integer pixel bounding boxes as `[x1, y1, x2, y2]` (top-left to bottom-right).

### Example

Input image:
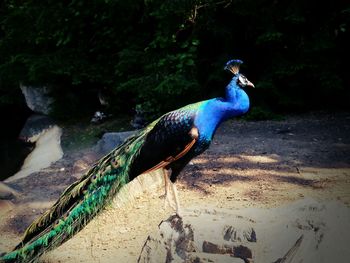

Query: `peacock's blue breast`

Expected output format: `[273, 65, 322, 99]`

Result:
[194, 99, 223, 142]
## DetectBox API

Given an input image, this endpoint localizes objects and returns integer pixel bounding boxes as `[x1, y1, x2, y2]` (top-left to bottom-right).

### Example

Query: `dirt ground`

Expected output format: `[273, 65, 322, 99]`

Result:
[0, 112, 350, 262]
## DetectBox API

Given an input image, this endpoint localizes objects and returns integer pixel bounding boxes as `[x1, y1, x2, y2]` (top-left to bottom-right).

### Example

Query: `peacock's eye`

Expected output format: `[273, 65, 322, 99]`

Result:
[238, 75, 247, 84]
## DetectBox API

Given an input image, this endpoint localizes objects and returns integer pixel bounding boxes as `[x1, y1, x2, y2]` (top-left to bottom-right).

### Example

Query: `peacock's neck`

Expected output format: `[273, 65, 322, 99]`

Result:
[194, 76, 250, 142]
[225, 76, 239, 102]
[222, 75, 250, 118]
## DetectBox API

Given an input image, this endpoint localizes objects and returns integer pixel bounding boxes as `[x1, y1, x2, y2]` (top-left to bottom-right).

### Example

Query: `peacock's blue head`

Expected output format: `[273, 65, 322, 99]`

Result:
[225, 59, 254, 88]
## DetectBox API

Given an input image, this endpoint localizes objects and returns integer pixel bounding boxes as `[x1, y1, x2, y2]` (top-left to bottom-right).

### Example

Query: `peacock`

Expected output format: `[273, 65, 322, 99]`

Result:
[0, 59, 254, 263]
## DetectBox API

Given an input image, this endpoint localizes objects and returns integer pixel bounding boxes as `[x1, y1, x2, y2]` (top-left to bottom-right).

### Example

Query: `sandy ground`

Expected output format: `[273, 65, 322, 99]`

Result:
[0, 112, 349, 262]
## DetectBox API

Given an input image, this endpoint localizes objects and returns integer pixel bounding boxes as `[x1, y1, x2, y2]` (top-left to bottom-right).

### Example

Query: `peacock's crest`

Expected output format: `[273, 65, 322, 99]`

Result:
[224, 59, 243, 75]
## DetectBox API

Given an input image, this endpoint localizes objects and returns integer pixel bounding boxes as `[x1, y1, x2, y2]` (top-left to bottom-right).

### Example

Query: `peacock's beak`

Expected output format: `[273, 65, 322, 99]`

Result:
[247, 80, 255, 88]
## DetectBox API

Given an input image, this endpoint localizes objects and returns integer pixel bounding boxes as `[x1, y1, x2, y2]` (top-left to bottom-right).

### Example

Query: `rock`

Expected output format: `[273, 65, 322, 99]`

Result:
[94, 131, 136, 155]
[72, 159, 90, 178]
[0, 182, 20, 200]
[19, 114, 56, 142]
[138, 213, 253, 263]
[138, 215, 197, 263]
[187, 253, 245, 263]
[72, 153, 99, 179]
[6, 118, 63, 182]
[138, 199, 350, 263]
[223, 226, 256, 242]
[20, 84, 53, 115]
[201, 241, 252, 262]
[202, 241, 231, 254]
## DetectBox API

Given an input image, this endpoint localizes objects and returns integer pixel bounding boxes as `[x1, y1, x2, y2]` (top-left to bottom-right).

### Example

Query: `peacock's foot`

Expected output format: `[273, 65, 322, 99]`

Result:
[175, 207, 182, 218]
[159, 194, 182, 217]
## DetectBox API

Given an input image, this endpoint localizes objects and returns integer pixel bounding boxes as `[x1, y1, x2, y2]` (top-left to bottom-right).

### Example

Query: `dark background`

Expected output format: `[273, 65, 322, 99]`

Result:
[0, 0, 349, 136]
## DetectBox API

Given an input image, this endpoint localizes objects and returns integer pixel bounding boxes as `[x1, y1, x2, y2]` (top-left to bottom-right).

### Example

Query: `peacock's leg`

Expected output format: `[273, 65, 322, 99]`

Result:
[162, 168, 172, 208]
[162, 168, 181, 216]
[170, 177, 181, 216]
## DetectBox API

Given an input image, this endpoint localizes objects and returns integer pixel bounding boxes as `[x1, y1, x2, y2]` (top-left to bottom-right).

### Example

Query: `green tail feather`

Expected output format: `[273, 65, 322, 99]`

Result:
[0, 129, 150, 263]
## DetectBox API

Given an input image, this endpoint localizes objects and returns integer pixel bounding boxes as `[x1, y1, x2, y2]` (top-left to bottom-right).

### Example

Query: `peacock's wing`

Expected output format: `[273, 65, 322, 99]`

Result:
[129, 101, 203, 179]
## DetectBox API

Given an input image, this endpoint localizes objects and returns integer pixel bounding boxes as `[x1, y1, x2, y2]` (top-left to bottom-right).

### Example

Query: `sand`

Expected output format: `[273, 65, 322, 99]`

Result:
[0, 112, 349, 262]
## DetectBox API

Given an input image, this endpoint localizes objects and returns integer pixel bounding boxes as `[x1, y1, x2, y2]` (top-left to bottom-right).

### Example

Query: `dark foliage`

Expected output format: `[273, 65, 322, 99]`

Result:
[0, 0, 349, 121]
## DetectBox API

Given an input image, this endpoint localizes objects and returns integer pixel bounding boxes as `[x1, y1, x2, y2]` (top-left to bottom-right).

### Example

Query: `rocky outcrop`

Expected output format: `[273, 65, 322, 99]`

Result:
[71, 152, 100, 179]
[19, 114, 56, 142]
[6, 115, 63, 182]
[20, 84, 53, 115]
[94, 131, 136, 155]
[138, 212, 252, 263]
[138, 199, 350, 263]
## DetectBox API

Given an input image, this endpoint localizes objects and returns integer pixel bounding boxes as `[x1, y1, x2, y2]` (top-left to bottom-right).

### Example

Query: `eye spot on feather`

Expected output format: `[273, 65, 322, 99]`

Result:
[111, 158, 119, 168]
[102, 166, 111, 174]
[91, 174, 98, 183]
[118, 158, 125, 167]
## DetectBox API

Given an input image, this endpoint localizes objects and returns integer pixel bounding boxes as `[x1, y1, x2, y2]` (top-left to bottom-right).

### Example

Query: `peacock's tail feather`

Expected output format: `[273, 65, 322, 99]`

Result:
[0, 128, 151, 263]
